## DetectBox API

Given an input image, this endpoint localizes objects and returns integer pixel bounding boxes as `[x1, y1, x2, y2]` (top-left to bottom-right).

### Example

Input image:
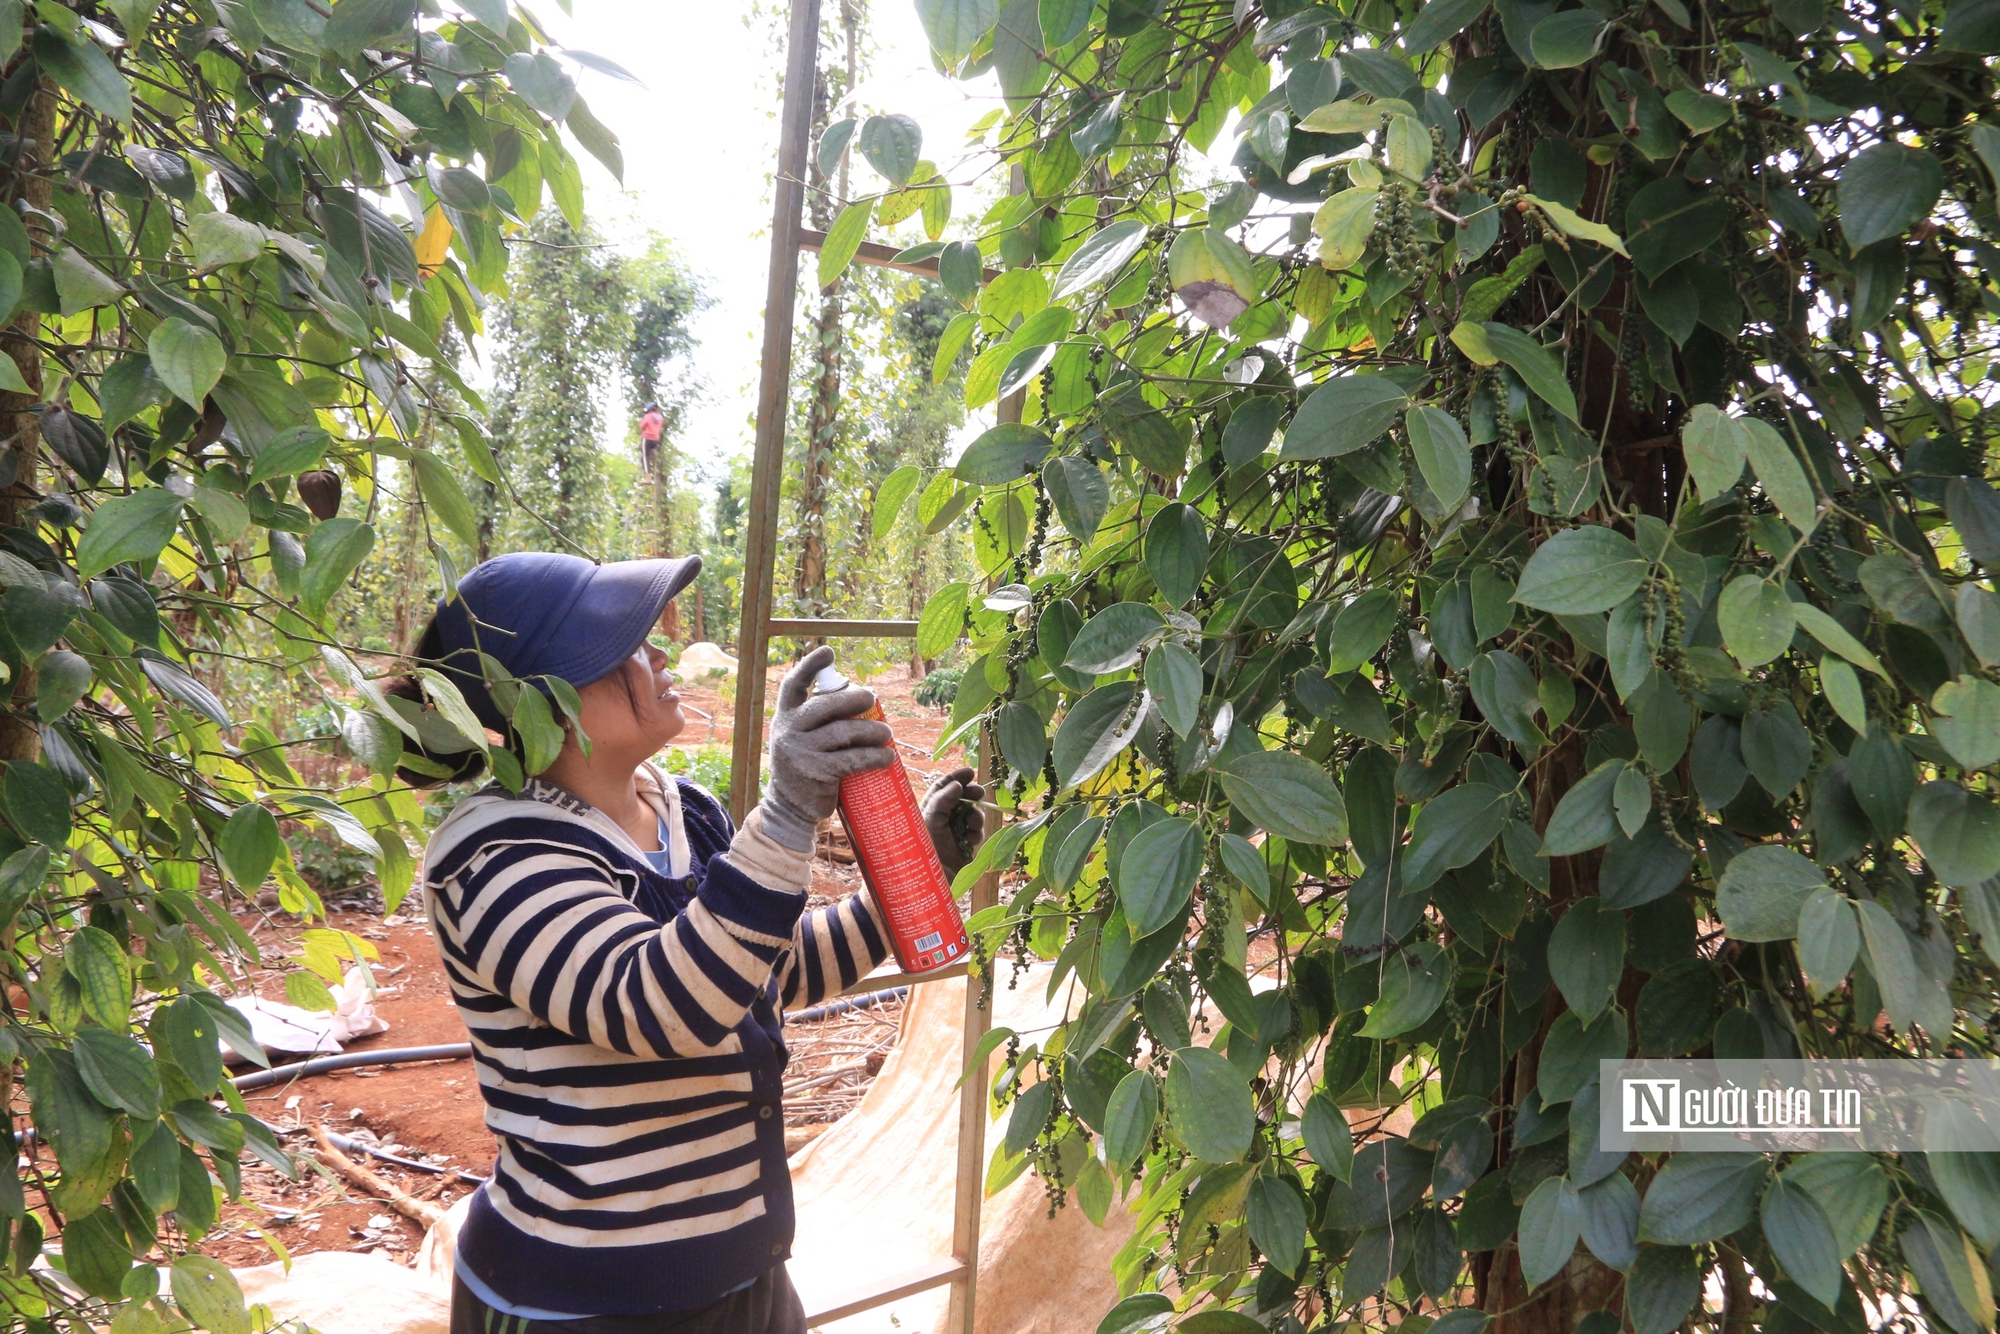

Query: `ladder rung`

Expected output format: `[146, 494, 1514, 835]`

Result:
[797, 228, 1001, 283]
[768, 617, 919, 637]
[803, 1258, 968, 1325]
[839, 962, 970, 996]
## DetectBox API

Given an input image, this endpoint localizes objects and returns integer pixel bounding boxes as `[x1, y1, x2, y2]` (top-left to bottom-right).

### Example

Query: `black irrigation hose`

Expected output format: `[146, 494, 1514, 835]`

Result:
[196, 995, 914, 1204]
[230, 1043, 474, 1091]
[224, 984, 908, 1095]
[785, 985, 909, 1026]
[297, 1127, 491, 1184]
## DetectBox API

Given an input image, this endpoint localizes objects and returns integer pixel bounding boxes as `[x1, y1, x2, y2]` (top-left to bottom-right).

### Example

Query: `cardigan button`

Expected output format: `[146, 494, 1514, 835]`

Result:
[759, 1105, 773, 1119]
[771, 1244, 784, 1256]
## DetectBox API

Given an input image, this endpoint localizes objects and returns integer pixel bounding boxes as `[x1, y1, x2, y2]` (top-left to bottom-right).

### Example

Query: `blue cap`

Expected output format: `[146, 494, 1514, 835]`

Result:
[432, 553, 701, 711]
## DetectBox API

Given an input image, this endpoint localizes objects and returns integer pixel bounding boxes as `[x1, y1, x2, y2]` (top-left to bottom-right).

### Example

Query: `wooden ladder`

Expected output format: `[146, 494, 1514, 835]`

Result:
[727, 2, 1007, 1328]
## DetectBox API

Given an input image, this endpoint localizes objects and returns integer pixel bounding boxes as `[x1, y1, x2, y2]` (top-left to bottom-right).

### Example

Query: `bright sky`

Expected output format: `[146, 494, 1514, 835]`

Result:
[523, 0, 1004, 486]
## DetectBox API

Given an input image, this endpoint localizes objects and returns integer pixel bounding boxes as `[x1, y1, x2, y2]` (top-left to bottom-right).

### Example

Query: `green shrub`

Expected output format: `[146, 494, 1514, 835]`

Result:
[913, 666, 964, 710]
[285, 825, 378, 898]
[662, 745, 733, 801]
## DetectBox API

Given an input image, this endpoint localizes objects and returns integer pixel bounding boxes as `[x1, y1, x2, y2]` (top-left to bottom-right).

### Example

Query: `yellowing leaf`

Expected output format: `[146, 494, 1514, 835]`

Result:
[1385, 114, 1431, 180]
[1313, 187, 1378, 272]
[415, 206, 454, 276]
[1681, 403, 1750, 503]
[1297, 102, 1385, 134]
[817, 197, 874, 289]
[1451, 321, 1498, 365]
[1295, 96, 1416, 134]
[1524, 194, 1629, 256]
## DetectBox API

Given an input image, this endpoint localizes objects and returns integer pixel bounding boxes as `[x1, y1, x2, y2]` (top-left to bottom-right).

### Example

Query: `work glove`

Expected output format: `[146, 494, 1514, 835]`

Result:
[759, 645, 894, 853]
[921, 766, 987, 879]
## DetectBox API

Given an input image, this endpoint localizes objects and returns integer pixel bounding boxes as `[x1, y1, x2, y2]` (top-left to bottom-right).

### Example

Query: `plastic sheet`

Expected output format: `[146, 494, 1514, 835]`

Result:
[677, 641, 739, 678]
[786, 968, 1131, 1334]
[222, 966, 389, 1061]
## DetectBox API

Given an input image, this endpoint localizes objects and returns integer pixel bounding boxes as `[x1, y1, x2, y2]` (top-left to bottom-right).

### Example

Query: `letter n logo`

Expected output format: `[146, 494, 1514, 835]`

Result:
[1623, 1079, 1679, 1131]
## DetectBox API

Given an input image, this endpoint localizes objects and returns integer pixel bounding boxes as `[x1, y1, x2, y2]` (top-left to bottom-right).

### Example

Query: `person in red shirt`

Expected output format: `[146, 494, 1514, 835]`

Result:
[639, 401, 666, 477]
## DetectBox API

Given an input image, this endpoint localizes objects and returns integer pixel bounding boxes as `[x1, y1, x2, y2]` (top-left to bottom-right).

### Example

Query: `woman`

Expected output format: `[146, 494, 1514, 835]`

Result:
[388, 552, 986, 1333]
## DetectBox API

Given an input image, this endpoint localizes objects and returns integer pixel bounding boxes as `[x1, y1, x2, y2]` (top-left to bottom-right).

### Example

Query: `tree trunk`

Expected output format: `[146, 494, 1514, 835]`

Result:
[1482, 63, 1681, 1334]
[1719, 1243, 1757, 1334]
[390, 454, 430, 654]
[0, 78, 55, 768]
[793, 288, 841, 621]
[1485, 1252, 1625, 1334]
[475, 467, 497, 563]
[656, 463, 681, 641]
[907, 515, 928, 676]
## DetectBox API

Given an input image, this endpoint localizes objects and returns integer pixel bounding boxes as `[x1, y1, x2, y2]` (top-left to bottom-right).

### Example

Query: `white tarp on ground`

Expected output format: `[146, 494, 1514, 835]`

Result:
[235, 967, 1131, 1334]
[236, 1250, 447, 1334]
[223, 966, 389, 1061]
[676, 641, 738, 678]
[787, 968, 1131, 1334]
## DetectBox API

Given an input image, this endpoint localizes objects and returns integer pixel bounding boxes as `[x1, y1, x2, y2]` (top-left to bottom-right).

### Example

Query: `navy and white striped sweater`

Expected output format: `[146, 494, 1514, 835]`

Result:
[423, 771, 890, 1315]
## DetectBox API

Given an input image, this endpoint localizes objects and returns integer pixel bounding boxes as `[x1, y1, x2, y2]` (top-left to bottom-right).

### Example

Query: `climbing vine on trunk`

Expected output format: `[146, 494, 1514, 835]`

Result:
[838, 0, 2000, 1328]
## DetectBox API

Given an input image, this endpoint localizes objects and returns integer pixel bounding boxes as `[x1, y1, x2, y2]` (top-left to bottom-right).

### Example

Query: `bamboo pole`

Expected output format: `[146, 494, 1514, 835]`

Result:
[729, 0, 823, 824]
[944, 377, 1023, 1334]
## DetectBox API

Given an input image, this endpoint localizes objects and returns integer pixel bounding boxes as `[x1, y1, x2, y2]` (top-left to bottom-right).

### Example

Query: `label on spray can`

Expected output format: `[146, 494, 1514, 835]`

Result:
[814, 665, 971, 974]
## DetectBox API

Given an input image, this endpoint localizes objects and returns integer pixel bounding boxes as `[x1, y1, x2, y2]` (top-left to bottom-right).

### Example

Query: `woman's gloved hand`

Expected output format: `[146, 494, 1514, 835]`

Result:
[921, 766, 987, 879]
[759, 645, 894, 853]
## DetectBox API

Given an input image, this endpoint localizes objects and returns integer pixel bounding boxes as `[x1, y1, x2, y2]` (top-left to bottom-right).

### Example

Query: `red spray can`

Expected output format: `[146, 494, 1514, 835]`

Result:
[814, 664, 970, 974]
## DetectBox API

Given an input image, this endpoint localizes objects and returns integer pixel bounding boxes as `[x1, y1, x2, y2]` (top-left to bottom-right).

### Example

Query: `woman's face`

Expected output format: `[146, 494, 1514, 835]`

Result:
[575, 641, 684, 759]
